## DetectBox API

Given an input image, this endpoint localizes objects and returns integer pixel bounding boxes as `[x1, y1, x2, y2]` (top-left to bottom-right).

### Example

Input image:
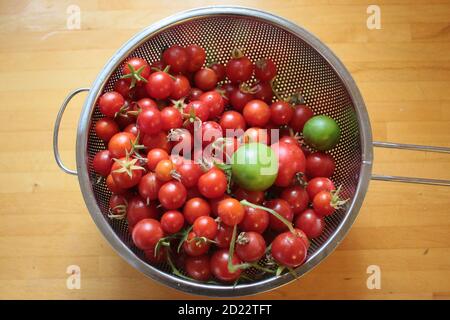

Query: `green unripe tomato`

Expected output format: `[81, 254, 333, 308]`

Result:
[303, 115, 340, 151]
[230, 142, 278, 191]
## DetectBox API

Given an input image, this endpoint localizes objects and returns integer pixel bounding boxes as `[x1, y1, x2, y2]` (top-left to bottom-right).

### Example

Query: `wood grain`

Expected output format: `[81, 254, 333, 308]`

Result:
[0, 0, 449, 300]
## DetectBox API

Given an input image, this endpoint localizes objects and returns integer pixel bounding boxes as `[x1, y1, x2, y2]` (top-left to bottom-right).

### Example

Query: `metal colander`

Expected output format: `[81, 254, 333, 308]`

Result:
[53, 6, 450, 297]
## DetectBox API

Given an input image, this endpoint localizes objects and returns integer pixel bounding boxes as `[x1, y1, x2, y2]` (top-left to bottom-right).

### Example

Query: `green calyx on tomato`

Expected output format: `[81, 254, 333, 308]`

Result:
[302, 115, 340, 151]
[230, 142, 278, 191]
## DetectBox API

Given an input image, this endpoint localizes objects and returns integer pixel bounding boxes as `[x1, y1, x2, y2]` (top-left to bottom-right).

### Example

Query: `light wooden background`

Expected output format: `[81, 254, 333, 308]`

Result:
[1, 0, 449, 300]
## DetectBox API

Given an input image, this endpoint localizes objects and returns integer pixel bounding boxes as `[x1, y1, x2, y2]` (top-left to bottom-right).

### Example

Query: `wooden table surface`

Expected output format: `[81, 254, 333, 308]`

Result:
[1, 0, 449, 300]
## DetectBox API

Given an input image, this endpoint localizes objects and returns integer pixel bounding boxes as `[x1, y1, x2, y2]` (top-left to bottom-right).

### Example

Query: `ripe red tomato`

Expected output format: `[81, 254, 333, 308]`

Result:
[170, 75, 191, 100]
[271, 141, 306, 187]
[210, 249, 242, 282]
[127, 195, 159, 227]
[290, 104, 314, 133]
[199, 91, 225, 119]
[106, 174, 127, 194]
[93, 150, 113, 177]
[295, 208, 324, 238]
[111, 157, 144, 189]
[214, 224, 233, 248]
[265, 199, 294, 232]
[144, 245, 167, 264]
[95, 118, 119, 142]
[219, 110, 247, 133]
[254, 59, 277, 82]
[184, 100, 210, 122]
[229, 87, 253, 112]
[198, 168, 227, 199]
[109, 193, 129, 215]
[137, 108, 162, 135]
[253, 82, 273, 104]
[146, 148, 169, 171]
[239, 206, 269, 234]
[183, 197, 211, 224]
[235, 231, 266, 262]
[155, 159, 174, 182]
[188, 88, 203, 102]
[313, 191, 339, 217]
[98, 91, 125, 118]
[243, 100, 271, 127]
[193, 216, 218, 240]
[226, 54, 253, 83]
[162, 45, 188, 74]
[146, 71, 174, 100]
[160, 210, 184, 234]
[270, 101, 294, 125]
[160, 106, 183, 131]
[217, 198, 245, 226]
[199, 121, 222, 148]
[114, 78, 132, 98]
[243, 127, 269, 145]
[306, 177, 335, 200]
[194, 68, 218, 91]
[123, 123, 139, 137]
[184, 255, 211, 281]
[234, 188, 265, 204]
[271, 231, 307, 267]
[132, 218, 164, 250]
[209, 194, 231, 218]
[185, 45, 206, 73]
[183, 231, 210, 257]
[305, 152, 335, 178]
[108, 132, 136, 158]
[209, 62, 226, 81]
[136, 97, 158, 111]
[280, 186, 309, 215]
[138, 172, 162, 201]
[174, 160, 203, 188]
[158, 180, 187, 209]
[122, 57, 151, 88]
[142, 131, 172, 152]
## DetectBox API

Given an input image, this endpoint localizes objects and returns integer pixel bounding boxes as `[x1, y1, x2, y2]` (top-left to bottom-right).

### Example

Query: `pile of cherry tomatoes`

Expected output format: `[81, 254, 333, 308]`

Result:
[92, 44, 345, 283]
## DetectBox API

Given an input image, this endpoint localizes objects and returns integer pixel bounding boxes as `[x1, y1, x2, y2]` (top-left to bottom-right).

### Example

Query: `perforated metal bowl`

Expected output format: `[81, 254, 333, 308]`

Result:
[53, 6, 450, 297]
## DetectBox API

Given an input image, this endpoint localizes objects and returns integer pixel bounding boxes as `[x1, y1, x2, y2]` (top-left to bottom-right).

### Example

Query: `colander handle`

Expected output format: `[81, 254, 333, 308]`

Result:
[53, 87, 90, 175]
[372, 141, 450, 186]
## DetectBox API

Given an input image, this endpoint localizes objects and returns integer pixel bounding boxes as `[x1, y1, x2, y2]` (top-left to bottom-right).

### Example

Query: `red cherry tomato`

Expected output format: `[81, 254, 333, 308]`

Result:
[158, 180, 187, 209]
[305, 152, 335, 178]
[185, 255, 211, 281]
[198, 168, 227, 199]
[254, 59, 277, 82]
[185, 45, 206, 73]
[175, 160, 203, 188]
[95, 118, 119, 142]
[188, 88, 204, 102]
[266, 199, 294, 232]
[184, 100, 210, 122]
[122, 57, 151, 87]
[234, 188, 265, 204]
[132, 218, 164, 250]
[243, 100, 271, 127]
[107, 132, 136, 158]
[219, 110, 247, 133]
[217, 198, 245, 226]
[160, 210, 185, 234]
[210, 249, 242, 282]
[199, 91, 225, 119]
[226, 54, 253, 83]
[295, 208, 324, 239]
[144, 245, 167, 264]
[160, 106, 183, 131]
[193, 216, 218, 240]
[111, 157, 144, 189]
[138, 172, 163, 201]
[209, 194, 231, 218]
[243, 127, 269, 145]
[183, 231, 210, 257]
[194, 68, 218, 91]
[137, 108, 162, 135]
[155, 159, 174, 182]
[169, 75, 191, 100]
[270, 101, 294, 126]
[271, 230, 307, 267]
[93, 150, 113, 177]
[106, 174, 127, 194]
[253, 82, 273, 104]
[280, 186, 309, 215]
[306, 177, 335, 200]
[146, 71, 174, 100]
[199, 121, 223, 148]
[313, 191, 339, 217]
[162, 45, 188, 74]
[229, 87, 253, 112]
[209, 62, 226, 81]
[290, 104, 314, 133]
[114, 78, 132, 98]
[183, 197, 211, 224]
[271, 141, 306, 187]
[142, 131, 172, 152]
[235, 231, 266, 262]
[136, 97, 158, 111]
[239, 206, 269, 234]
[127, 195, 159, 227]
[98, 91, 125, 118]
[146, 148, 169, 171]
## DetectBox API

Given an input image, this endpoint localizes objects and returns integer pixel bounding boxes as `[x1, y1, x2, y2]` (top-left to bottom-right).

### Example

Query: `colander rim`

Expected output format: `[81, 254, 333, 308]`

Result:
[75, 5, 373, 297]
